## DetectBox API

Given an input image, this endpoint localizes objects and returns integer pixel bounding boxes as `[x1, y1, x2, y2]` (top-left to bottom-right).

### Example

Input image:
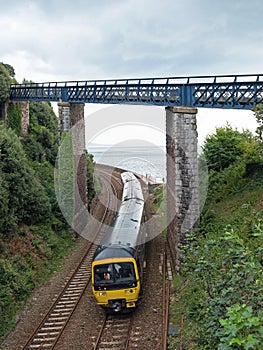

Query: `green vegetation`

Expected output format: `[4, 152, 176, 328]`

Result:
[151, 184, 166, 213]
[252, 103, 263, 140]
[0, 125, 51, 230]
[55, 131, 75, 225]
[23, 101, 59, 164]
[86, 151, 96, 201]
[0, 63, 12, 102]
[0, 63, 95, 339]
[7, 103, 21, 136]
[0, 224, 75, 337]
[169, 122, 263, 349]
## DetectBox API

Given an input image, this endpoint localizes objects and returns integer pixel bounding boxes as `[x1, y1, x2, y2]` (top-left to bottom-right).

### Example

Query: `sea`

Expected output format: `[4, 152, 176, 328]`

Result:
[87, 145, 166, 183]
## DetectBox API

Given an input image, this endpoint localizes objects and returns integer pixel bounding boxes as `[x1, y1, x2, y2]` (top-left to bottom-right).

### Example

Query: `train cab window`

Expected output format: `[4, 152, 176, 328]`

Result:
[94, 264, 113, 282]
[118, 262, 135, 280]
[94, 262, 136, 288]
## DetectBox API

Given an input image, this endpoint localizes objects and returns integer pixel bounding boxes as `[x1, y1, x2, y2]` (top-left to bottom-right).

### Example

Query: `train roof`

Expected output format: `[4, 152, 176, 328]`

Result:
[121, 172, 144, 202]
[93, 245, 135, 261]
[94, 171, 145, 257]
[99, 197, 144, 248]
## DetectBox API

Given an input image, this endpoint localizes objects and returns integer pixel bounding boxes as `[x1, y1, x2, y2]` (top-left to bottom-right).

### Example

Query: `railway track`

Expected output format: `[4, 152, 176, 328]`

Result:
[91, 243, 169, 350]
[162, 245, 171, 350]
[93, 314, 137, 350]
[21, 167, 122, 350]
[22, 245, 96, 350]
[93, 314, 131, 350]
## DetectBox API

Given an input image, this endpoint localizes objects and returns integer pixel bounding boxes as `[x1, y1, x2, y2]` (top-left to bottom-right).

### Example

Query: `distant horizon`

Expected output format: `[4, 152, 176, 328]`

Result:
[87, 143, 165, 148]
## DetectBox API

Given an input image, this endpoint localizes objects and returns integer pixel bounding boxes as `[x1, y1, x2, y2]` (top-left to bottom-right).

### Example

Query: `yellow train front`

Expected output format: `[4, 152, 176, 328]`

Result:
[91, 246, 143, 312]
[91, 171, 145, 313]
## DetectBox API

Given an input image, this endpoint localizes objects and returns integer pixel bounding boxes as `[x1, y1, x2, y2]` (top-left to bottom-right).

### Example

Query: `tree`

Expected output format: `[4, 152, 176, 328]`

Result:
[0, 125, 51, 231]
[2, 63, 15, 79]
[202, 125, 255, 172]
[23, 101, 58, 164]
[29, 101, 58, 134]
[252, 103, 263, 140]
[0, 63, 12, 102]
[86, 152, 95, 201]
[0, 62, 15, 122]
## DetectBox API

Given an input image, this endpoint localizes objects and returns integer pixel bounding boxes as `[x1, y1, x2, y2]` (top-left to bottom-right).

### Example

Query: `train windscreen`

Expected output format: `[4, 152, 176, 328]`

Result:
[93, 262, 136, 290]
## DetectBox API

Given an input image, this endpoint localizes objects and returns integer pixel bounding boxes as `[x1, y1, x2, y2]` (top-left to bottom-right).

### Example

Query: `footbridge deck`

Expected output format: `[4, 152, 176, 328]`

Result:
[10, 74, 263, 109]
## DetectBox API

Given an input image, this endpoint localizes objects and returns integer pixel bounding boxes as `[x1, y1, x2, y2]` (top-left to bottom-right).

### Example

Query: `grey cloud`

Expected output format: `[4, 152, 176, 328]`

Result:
[1, 0, 263, 82]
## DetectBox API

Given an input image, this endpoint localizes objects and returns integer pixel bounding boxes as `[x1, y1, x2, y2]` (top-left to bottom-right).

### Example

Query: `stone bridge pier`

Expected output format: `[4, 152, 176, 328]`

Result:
[166, 106, 199, 273]
[19, 101, 30, 136]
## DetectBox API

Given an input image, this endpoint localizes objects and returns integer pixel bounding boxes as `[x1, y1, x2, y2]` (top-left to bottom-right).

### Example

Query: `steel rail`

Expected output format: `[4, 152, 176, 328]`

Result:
[92, 315, 107, 350]
[93, 314, 133, 350]
[162, 244, 171, 350]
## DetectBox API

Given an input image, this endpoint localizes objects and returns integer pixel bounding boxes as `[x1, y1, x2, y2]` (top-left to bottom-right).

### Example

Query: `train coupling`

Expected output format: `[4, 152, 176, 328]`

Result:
[109, 299, 126, 312]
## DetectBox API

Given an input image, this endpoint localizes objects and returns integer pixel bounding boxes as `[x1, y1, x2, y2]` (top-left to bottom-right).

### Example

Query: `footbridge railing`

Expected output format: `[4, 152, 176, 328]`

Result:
[10, 74, 263, 109]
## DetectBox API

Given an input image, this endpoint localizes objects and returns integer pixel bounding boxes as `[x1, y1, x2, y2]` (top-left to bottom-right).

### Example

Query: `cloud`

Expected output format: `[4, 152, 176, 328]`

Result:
[1, 0, 263, 82]
[1, 0, 259, 149]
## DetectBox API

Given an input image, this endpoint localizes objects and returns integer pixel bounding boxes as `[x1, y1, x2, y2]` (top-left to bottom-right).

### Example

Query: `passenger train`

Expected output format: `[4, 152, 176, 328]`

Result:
[91, 172, 145, 313]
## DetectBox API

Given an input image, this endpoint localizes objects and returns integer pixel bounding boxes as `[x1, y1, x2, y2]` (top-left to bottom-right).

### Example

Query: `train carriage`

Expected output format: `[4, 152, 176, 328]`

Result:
[91, 172, 145, 313]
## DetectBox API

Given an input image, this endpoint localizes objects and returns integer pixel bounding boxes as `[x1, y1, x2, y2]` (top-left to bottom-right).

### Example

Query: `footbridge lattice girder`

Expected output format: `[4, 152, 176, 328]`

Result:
[10, 74, 263, 109]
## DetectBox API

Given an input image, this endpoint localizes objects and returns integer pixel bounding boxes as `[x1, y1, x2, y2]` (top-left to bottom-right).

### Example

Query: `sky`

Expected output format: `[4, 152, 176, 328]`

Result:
[1, 0, 262, 145]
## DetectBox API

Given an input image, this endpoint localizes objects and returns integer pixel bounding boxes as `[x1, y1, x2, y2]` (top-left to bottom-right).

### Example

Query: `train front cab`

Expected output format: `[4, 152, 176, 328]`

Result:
[92, 257, 141, 313]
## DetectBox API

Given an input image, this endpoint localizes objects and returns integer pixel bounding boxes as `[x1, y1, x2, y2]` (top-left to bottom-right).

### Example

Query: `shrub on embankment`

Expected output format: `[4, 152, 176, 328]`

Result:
[169, 125, 263, 349]
[0, 114, 75, 339]
[0, 63, 95, 339]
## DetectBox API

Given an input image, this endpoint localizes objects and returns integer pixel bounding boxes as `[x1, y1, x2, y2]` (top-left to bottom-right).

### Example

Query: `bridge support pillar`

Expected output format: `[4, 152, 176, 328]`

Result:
[19, 101, 29, 136]
[166, 106, 199, 273]
[58, 102, 70, 139]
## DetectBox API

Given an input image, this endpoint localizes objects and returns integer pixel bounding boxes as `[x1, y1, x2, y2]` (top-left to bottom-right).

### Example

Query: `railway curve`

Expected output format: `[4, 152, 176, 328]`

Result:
[19, 167, 123, 350]
[1, 166, 171, 350]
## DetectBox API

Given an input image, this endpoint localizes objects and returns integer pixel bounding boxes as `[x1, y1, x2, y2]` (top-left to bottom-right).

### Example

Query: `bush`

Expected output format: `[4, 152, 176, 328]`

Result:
[0, 125, 51, 231]
[178, 206, 263, 349]
[169, 123, 263, 349]
[0, 63, 11, 102]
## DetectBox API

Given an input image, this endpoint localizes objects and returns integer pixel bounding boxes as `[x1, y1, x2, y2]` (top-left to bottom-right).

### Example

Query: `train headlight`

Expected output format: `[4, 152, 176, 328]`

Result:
[99, 292, 107, 297]
[125, 289, 134, 294]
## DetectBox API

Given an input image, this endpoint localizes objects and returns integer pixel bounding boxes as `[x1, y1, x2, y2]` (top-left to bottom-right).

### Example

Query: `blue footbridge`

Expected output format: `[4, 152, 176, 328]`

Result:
[10, 73, 263, 110]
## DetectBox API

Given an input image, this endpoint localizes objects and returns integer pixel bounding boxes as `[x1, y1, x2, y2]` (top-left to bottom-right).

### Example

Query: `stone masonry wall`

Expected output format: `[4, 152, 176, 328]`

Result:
[166, 106, 199, 273]
[19, 101, 29, 136]
[58, 102, 70, 140]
